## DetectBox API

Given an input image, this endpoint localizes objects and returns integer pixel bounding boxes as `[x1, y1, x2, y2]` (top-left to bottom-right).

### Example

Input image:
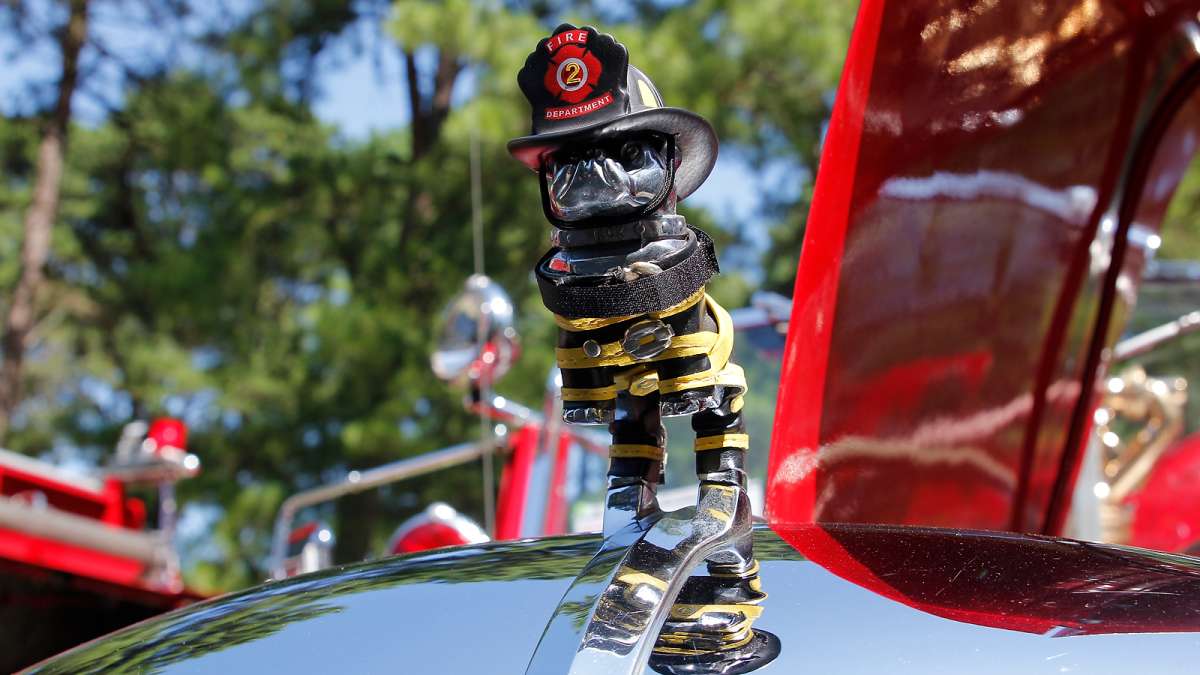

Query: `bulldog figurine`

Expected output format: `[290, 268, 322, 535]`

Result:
[508, 24, 759, 642]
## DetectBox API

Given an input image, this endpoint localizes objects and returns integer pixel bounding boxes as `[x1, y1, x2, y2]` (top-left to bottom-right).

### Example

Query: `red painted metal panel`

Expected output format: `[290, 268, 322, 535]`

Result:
[768, 0, 1200, 533]
[541, 431, 573, 537]
[766, 0, 887, 526]
[494, 424, 540, 540]
[1, 465, 133, 526]
[0, 462, 147, 531]
[1129, 433, 1200, 552]
[776, 522, 1200, 636]
[0, 526, 146, 589]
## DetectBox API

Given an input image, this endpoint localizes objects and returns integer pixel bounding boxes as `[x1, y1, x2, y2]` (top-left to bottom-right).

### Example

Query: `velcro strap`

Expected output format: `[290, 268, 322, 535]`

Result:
[537, 227, 719, 319]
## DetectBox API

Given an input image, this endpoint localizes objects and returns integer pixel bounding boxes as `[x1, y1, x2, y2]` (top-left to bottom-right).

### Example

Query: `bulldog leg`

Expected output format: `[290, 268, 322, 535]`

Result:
[691, 394, 755, 576]
[607, 389, 666, 481]
[559, 364, 617, 425]
[599, 389, 665, 534]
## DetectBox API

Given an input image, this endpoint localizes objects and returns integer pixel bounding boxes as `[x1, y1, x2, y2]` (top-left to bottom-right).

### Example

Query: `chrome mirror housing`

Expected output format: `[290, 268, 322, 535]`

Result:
[431, 274, 519, 385]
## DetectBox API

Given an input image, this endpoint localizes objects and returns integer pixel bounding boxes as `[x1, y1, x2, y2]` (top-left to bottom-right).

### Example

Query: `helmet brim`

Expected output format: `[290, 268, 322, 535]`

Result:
[507, 107, 717, 200]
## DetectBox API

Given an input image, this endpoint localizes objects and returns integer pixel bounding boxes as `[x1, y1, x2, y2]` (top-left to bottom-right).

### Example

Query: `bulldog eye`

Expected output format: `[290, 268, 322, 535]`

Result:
[553, 148, 584, 165]
[620, 141, 642, 165]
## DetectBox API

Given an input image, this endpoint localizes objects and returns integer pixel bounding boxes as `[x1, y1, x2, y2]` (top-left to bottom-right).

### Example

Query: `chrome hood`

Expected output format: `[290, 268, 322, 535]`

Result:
[30, 524, 1200, 674]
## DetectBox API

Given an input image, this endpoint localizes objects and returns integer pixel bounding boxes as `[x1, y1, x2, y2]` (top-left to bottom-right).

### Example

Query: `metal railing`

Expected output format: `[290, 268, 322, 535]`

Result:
[1113, 310, 1200, 361]
[0, 496, 174, 580]
[268, 439, 497, 579]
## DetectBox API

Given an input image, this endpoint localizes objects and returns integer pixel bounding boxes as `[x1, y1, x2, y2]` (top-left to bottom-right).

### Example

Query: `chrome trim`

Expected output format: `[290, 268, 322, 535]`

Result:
[430, 274, 518, 384]
[469, 391, 610, 457]
[298, 524, 335, 574]
[0, 447, 103, 493]
[268, 387, 611, 580]
[550, 215, 690, 248]
[1142, 258, 1200, 283]
[280, 521, 336, 578]
[269, 439, 495, 579]
[525, 476, 663, 675]
[103, 454, 201, 484]
[0, 495, 173, 578]
[621, 319, 675, 360]
[725, 291, 792, 331]
[1113, 310, 1200, 361]
[466, 393, 537, 427]
[526, 474, 752, 675]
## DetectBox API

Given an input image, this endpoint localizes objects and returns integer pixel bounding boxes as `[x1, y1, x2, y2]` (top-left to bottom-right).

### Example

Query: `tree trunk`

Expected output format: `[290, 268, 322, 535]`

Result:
[0, 0, 89, 443]
[403, 47, 461, 161]
[398, 47, 461, 255]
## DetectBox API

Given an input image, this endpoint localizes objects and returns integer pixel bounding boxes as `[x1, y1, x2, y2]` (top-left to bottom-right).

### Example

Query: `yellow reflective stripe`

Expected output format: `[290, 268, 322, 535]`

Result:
[556, 342, 627, 369]
[555, 331, 719, 369]
[705, 507, 732, 523]
[705, 294, 735, 371]
[694, 433, 750, 451]
[553, 287, 706, 332]
[658, 368, 717, 393]
[653, 287, 706, 318]
[627, 370, 659, 397]
[668, 603, 765, 621]
[730, 393, 745, 413]
[617, 570, 668, 591]
[561, 384, 619, 401]
[554, 313, 630, 331]
[653, 296, 741, 394]
[609, 444, 665, 460]
[613, 365, 650, 388]
[665, 331, 719, 351]
[716, 364, 748, 395]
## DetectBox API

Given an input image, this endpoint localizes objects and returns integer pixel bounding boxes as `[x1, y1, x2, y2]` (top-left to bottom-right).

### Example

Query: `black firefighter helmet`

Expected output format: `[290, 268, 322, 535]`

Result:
[507, 24, 718, 200]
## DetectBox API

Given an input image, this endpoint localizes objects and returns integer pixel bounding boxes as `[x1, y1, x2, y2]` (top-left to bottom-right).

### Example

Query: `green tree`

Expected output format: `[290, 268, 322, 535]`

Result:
[0, 0, 857, 592]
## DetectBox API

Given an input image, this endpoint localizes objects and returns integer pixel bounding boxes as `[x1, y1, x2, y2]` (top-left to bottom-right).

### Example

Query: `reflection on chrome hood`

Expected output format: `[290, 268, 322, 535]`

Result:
[29, 524, 1200, 674]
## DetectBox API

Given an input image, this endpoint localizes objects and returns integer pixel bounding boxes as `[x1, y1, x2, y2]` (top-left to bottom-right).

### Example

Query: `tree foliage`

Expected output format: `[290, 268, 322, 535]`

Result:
[0, 0, 855, 592]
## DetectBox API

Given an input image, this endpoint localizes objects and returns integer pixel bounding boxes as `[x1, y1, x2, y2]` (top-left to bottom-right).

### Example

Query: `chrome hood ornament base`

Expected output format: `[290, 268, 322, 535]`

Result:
[525, 453, 772, 675]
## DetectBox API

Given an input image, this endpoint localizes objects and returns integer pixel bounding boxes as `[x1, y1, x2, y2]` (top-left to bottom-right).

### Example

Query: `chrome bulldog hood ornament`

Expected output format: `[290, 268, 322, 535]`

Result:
[508, 23, 775, 675]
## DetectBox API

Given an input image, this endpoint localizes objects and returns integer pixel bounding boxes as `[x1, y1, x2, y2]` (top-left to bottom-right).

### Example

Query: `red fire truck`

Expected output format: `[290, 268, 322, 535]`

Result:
[0, 418, 204, 672]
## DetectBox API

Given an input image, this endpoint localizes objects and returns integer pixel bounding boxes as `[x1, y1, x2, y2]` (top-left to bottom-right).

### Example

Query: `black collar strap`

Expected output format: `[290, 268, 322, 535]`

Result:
[550, 215, 689, 249]
[536, 226, 719, 319]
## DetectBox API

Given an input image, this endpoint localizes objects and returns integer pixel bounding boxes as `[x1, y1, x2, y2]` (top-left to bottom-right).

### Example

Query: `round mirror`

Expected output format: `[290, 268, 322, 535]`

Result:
[431, 274, 519, 384]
